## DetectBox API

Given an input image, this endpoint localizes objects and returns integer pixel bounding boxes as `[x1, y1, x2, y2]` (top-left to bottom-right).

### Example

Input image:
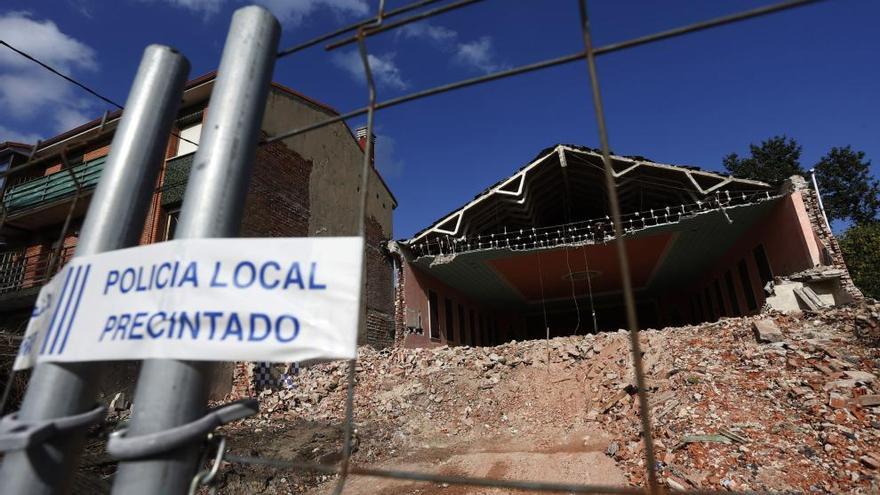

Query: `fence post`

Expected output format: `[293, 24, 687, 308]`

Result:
[110, 7, 279, 494]
[0, 45, 189, 494]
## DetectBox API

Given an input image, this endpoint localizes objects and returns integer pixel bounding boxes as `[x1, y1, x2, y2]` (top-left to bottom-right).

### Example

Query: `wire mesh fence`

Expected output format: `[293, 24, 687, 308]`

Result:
[0, 0, 828, 493]
[189, 1, 823, 493]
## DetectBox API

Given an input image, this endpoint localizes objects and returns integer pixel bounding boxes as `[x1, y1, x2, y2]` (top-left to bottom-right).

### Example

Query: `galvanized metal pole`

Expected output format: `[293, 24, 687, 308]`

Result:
[0, 45, 189, 495]
[111, 7, 279, 494]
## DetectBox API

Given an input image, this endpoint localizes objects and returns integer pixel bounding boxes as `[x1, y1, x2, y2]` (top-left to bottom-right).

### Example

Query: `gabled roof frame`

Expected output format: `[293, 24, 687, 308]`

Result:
[406, 145, 770, 244]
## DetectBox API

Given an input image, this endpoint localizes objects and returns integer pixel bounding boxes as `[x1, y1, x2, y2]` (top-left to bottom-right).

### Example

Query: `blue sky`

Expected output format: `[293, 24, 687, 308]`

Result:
[0, 0, 877, 238]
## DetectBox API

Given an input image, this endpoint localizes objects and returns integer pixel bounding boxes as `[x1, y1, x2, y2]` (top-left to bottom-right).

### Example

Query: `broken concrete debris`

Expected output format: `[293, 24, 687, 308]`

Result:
[752, 319, 784, 343]
[764, 266, 857, 313]
[196, 302, 880, 494]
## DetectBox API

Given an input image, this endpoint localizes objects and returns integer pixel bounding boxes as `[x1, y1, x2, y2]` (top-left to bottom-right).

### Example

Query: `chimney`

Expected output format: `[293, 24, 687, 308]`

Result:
[355, 126, 375, 167]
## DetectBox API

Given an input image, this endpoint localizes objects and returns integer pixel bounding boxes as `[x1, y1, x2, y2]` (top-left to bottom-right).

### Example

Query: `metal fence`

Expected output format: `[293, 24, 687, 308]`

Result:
[0, 0, 826, 493]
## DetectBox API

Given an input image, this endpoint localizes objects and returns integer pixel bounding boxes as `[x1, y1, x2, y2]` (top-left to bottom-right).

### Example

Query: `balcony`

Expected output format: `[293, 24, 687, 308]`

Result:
[0, 245, 75, 309]
[2, 156, 106, 214]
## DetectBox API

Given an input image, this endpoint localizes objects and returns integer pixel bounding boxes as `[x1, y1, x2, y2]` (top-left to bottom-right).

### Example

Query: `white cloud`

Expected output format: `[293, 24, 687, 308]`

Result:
[396, 22, 457, 46]
[393, 22, 507, 76]
[332, 49, 408, 91]
[374, 133, 404, 178]
[147, 0, 369, 24]
[67, 0, 95, 19]
[0, 12, 97, 71]
[54, 106, 94, 132]
[454, 36, 507, 74]
[0, 125, 42, 145]
[254, 0, 368, 25]
[0, 12, 100, 134]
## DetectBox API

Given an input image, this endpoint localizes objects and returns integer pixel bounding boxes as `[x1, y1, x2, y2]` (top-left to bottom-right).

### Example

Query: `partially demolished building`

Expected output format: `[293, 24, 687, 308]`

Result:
[393, 145, 862, 347]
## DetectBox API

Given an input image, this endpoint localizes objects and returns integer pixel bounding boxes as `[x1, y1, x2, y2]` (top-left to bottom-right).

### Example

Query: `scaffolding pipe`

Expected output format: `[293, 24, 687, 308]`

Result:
[0, 44, 189, 495]
[110, 7, 279, 494]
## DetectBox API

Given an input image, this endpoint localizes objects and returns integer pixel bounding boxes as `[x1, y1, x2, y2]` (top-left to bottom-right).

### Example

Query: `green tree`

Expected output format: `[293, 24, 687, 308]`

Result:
[838, 221, 880, 299]
[813, 146, 880, 224]
[723, 135, 805, 184]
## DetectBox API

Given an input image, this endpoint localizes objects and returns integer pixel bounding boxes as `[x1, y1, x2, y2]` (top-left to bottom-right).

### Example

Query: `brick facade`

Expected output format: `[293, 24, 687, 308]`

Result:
[240, 138, 312, 238]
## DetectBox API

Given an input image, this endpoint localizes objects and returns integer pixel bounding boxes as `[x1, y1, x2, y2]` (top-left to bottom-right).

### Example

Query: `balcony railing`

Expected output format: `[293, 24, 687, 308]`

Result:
[2, 156, 107, 213]
[0, 245, 76, 295]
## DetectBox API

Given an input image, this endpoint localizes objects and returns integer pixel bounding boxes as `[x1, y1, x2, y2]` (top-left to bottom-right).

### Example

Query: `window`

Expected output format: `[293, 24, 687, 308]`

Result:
[164, 208, 181, 240]
[714, 280, 726, 316]
[428, 291, 439, 339]
[174, 123, 202, 157]
[469, 310, 475, 346]
[753, 244, 773, 287]
[444, 298, 454, 343]
[458, 304, 466, 346]
[738, 259, 758, 311]
[725, 271, 741, 316]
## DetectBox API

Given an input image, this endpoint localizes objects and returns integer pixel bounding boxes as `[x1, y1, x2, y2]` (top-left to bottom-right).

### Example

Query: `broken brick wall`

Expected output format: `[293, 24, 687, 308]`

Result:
[789, 176, 863, 301]
[392, 247, 407, 347]
[364, 216, 395, 348]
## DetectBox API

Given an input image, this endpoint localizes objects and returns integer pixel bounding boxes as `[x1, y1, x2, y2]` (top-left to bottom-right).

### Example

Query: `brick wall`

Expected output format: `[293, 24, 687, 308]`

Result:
[363, 215, 394, 348]
[240, 138, 312, 237]
[792, 176, 864, 300]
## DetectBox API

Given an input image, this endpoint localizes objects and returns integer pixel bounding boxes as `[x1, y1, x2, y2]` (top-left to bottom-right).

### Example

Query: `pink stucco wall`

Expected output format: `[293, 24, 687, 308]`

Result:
[660, 191, 823, 323]
[401, 261, 524, 347]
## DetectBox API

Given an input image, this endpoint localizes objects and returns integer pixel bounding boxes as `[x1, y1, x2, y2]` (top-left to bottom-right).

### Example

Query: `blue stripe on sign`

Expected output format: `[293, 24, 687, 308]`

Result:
[48, 265, 82, 355]
[58, 264, 90, 354]
[40, 266, 75, 355]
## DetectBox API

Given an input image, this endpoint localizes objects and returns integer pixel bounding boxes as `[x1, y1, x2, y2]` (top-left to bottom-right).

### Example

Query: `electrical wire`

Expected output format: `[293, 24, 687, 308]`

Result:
[0, 39, 199, 155]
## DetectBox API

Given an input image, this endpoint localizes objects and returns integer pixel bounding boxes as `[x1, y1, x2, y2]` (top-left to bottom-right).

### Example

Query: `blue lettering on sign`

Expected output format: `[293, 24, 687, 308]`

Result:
[103, 260, 328, 294]
[97, 311, 303, 345]
[210, 262, 227, 288]
[233, 262, 256, 289]
[259, 262, 280, 289]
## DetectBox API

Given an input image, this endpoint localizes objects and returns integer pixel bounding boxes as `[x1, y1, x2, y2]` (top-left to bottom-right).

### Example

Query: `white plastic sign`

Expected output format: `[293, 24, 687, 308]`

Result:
[14, 237, 363, 370]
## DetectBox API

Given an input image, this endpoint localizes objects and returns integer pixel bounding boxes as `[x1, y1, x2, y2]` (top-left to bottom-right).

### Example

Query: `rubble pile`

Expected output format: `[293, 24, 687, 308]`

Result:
[220, 302, 880, 494]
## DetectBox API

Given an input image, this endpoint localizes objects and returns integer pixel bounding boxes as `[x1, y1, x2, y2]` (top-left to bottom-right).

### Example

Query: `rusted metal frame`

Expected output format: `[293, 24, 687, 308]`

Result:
[332, 4, 386, 492]
[591, 0, 824, 57]
[325, 0, 488, 51]
[276, 0, 445, 58]
[268, 0, 825, 147]
[263, 51, 587, 145]
[578, 1, 659, 493]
